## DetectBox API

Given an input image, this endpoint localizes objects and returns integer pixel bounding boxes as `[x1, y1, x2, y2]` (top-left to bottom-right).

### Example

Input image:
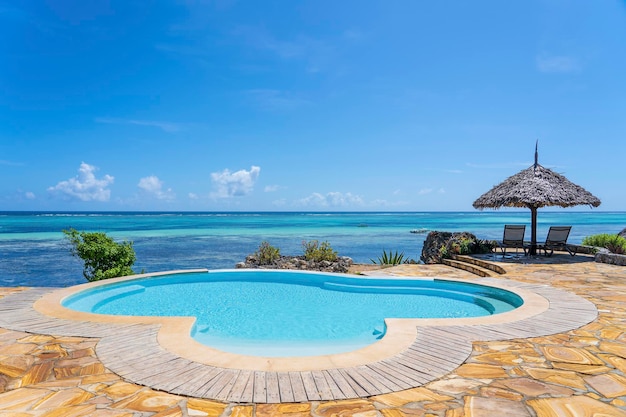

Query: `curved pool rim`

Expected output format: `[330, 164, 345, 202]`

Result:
[35, 269, 549, 372]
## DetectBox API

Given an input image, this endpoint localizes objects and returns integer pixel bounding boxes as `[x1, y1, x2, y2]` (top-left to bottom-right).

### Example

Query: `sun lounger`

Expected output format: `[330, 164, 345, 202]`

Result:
[499, 225, 528, 255]
[537, 226, 576, 256]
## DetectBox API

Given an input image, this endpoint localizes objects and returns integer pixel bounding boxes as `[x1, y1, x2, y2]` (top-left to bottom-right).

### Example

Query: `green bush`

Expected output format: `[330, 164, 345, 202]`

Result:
[582, 234, 626, 254]
[63, 228, 137, 282]
[370, 250, 406, 265]
[302, 240, 338, 262]
[255, 241, 281, 264]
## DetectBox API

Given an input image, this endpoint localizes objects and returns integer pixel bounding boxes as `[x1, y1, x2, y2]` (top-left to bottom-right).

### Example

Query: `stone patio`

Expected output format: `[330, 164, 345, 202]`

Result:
[1, 253, 625, 416]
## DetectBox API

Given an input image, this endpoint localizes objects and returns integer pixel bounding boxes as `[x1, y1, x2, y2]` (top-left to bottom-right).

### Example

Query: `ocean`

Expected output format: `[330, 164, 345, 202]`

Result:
[1, 211, 624, 288]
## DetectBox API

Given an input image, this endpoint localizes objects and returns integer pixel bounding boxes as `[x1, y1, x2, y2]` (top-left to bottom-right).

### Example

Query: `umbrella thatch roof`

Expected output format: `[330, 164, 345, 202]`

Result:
[473, 144, 600, 255]
[472, 163, 601, 210]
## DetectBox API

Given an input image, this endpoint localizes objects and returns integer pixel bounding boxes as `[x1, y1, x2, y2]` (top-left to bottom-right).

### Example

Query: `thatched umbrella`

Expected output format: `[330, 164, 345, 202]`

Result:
[473, 144, 601, 255]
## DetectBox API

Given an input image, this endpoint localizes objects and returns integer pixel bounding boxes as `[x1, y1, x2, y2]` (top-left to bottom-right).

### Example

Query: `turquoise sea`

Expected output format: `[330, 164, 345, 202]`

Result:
[1, 211, 624, 287]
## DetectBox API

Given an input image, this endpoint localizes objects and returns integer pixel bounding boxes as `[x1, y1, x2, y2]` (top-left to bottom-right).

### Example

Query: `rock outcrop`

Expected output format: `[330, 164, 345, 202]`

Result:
[236, 255, 353, 273]
[420, 231, 493, 264]
[619, 228, 626, 239]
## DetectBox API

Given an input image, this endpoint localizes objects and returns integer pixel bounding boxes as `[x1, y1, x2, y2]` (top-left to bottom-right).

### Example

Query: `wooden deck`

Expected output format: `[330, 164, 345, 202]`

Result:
[0, 278, 597, 404]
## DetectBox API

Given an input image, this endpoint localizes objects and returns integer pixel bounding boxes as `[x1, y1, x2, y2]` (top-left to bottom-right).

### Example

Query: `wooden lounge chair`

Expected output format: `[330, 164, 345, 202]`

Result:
[499, 225, 528, 255]
[537, 226, 576, 256]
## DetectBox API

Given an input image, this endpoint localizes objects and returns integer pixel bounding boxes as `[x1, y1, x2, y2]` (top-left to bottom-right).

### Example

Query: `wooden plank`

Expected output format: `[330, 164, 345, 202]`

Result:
[204, 371, 238, 399]
[380, 359, 429, 385]
[239, 371, 256, 403]
[356, 365, 397, 392]
[342, 368, 382, 396]
[225, 370, 252, 403]
[214, 370, 241, 402]
[311, 370, 334, 400]
[321, 370, 348, 400]
[300, 371, 322, 401]
[277, 372, 295, 403]
[367, 362, 413, 390]
[253, 371, 267, 403]
[325, 368, 358, 399]
[337, 369, 369, 397]
[265, 372, 281, 404]
[289, 372, 308, 403]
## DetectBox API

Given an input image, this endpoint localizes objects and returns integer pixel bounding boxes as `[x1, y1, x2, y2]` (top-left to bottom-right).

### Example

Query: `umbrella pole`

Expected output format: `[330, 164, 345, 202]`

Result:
[530, 206, 538, 255]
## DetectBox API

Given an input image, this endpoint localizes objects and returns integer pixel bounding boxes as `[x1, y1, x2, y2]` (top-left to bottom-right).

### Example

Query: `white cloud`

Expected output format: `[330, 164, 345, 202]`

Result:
[47, 162, 114, 202]
[138, 175, 175, 201]
[210, 166, 261, 198]
[188, 193, 199, 200]
[298, 192, 364, 208]
[536, 54, 580, 73]
[418, 188, 433, 195]
[264, 185, 282, 192]
[25, 191, 35, 200]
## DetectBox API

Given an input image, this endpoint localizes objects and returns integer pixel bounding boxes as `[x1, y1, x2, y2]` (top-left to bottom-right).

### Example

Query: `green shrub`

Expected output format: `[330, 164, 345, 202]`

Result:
[255, 241, 281, 264]
[370, 250, 406, 265]
[302, 240, 338, 262]
[582, 234, 626, 254]
[63, 228, 137, 282]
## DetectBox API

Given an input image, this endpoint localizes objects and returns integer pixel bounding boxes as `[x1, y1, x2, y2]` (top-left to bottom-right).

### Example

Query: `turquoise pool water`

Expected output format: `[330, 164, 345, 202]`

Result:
[62, 270, 523, 357]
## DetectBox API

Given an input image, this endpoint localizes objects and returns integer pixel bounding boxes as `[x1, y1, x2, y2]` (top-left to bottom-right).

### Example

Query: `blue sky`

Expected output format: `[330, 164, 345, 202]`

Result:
[1, 1, 625, 212]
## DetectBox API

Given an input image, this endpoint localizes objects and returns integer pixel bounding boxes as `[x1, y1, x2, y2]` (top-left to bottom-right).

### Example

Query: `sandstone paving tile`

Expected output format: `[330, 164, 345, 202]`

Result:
[493, 377, 575, 397]
[469, 352, 523, 366]
[0, 387, 53, 410]
[462, 396, 531, 417]
[371, 387, 455, 407]
[151, 406, 185, 417]
[540, 346, 605, 366]
[0, 343, 38, 356]
[550, 362, 613, 375]
[600, 355, 626, 373]
[522, 367, 587, 390]
[186, 397, 228, 417]
[380, 408, 427, 417]
[425, 378, 482, 395]
[228, 405, 254, 417]
[31, 387, 94, 410]
[33, 377, 83, 388]
[80, 373, 121, 385]
[254, 403, 311, 417]
[584, 373, 626, 398]
[37, 404, 97, 417]
[83, 410, 135, 417]
[20, 361, 54, 387]
[599, 341, 626, 359]
[315, 399, 378, 417]
[528, 395, 626, 417]
[477, 387, 523, 402]
[110, 390, 181, 413]
[16, 335, 55, 344]
[98, 381, 145, 400]
[453, 364, 508, 380]
[0, 355, 35, 378]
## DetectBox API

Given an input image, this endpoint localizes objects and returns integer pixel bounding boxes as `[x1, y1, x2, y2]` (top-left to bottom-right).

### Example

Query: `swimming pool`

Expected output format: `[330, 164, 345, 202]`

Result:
[62, 270, 523, 357]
